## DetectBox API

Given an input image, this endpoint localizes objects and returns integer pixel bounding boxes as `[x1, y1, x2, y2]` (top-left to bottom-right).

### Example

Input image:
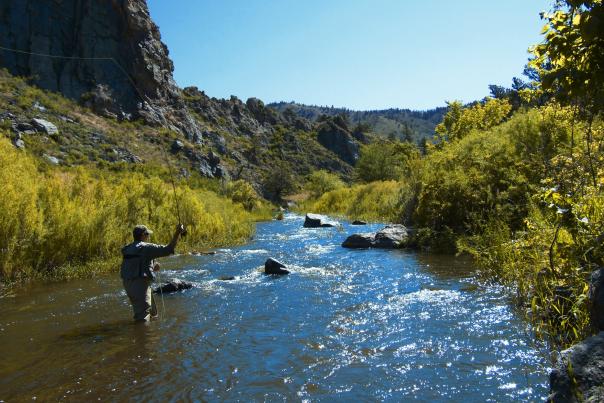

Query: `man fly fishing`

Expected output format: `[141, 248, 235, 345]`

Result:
[120, 224, 186, 322]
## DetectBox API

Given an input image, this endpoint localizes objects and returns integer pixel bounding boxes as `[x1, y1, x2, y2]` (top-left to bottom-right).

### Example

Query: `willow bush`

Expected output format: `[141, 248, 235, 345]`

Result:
[0, 136, 266, 282]
[300, 180, 406, 222]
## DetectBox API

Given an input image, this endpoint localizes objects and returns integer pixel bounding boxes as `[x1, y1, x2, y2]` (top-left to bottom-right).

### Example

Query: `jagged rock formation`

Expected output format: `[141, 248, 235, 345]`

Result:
[0, 0, 200, 139]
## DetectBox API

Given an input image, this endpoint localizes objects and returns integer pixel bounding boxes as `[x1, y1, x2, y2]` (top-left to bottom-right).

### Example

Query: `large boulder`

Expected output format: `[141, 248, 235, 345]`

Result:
[548, 331, 604, 402]
[264, 258, 289, 275]
[342, 224, 409, 249]
[303, 213, 338, 228]
[374, 225, 409, 248]
[153, 279, 193, 294]
[589, 267, 604, 332]
[31, 118, 58, 135]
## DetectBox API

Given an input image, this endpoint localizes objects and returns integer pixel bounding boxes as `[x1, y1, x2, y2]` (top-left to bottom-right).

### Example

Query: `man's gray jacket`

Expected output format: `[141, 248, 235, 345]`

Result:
[120, 241, 174, 280]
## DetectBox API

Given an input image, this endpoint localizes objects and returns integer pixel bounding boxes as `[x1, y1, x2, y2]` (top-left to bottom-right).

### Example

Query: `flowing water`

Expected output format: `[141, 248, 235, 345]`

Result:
[0, 214, 550, 401]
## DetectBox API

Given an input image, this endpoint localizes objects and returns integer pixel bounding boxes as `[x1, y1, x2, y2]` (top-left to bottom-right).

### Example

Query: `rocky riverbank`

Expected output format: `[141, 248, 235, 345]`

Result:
[548, 268, 604, 402]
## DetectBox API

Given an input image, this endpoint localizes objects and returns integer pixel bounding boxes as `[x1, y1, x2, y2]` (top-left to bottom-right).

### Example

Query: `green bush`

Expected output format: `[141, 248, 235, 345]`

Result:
[304, 170, 344, 198]
[354, 141, 419, 183]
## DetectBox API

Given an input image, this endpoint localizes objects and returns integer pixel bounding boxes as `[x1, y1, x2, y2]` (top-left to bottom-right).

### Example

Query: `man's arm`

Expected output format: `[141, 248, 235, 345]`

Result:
[144, 224, 186, 259]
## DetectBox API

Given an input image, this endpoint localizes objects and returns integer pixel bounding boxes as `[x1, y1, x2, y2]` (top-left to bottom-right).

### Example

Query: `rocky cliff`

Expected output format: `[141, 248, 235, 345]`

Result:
[0, 0, 200, 139]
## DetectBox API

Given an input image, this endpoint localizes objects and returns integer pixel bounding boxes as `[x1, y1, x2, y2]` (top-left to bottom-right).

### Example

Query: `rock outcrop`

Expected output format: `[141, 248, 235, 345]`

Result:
[316, 118, 360, 165]
[589, 267, 604, 332]
[342, 225, 410, 249]
[153, 278, 193, 294]
[264, 258, 289, 275]
[31, 118, 59, 135]
[0, 0, 200, 139]
[548, 331, 604, 402]
[303, 213, 339, 228]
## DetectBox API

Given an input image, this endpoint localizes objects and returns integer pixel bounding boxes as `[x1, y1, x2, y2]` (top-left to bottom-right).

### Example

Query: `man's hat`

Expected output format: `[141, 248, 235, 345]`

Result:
[133, 225, 153, 238]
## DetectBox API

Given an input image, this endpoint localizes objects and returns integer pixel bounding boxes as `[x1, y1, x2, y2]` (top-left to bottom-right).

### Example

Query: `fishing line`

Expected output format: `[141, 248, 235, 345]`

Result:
[0, 45, 184, 320]
[155, 266, 167, 321]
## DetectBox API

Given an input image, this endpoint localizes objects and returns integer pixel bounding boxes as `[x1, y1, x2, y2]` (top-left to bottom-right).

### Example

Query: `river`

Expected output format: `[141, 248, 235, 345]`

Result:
[0, 214, 550, 401]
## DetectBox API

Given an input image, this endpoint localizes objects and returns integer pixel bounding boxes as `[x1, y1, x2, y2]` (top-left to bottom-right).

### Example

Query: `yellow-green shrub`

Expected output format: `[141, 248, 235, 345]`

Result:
[0, 137, 262, 282]
[301, 180, 405, 222]
[304, 170, 345, 199]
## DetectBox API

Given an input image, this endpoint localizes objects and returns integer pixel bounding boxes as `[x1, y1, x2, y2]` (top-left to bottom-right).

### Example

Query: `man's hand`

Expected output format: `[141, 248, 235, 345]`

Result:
[153, 262, 161, 272]
[175, 223, 187, 236]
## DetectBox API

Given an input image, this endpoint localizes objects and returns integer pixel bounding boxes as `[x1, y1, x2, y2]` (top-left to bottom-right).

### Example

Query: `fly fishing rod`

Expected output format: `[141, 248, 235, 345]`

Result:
[160, 145, 187, 237]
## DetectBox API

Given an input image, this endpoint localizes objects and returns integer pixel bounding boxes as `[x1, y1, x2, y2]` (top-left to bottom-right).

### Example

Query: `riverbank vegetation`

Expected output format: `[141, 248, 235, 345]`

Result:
[0, 136, 271, 283]
[300, 1, 604, 347]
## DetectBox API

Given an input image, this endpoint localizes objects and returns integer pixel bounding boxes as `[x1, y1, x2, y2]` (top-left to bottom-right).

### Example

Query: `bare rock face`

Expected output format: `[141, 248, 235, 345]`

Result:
[0, 0, 200, 139]
[316, 118, 359, 165]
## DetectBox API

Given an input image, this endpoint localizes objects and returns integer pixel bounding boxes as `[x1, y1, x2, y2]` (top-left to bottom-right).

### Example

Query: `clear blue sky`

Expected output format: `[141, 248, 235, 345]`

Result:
[147, 0, 552, 111]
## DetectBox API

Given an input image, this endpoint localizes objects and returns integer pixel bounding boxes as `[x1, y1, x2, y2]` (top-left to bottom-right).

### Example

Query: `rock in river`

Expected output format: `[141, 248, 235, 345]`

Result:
[303, 213, 338, 228]
[341, 233, 375, 248]
[265, 258, 290, 275]
[374, 225, 409, 248]
[351, 220, 367, 225]
[342, 224, 409, 249]
[153, 279, 193, 294]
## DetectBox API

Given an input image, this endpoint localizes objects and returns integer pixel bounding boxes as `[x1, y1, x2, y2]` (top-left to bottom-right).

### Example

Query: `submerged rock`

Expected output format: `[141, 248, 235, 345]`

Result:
[303, 213, 338, 228]
[264, 258, 290, 275]
[548, 331, 604, 402]
[342, 224, 409, 249]
[351, 220, 367, 225]
[217, 276, 236, 281]
[153, 279, 193, 294]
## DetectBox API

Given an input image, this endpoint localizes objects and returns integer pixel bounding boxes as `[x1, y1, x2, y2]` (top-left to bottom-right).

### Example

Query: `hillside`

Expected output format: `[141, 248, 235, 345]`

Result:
[268, 101, 447, 143]
[0, 0, 366, 199]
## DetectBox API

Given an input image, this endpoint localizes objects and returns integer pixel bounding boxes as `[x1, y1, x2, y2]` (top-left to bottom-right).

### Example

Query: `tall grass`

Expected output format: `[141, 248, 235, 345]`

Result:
[0, 136, 268, 282]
